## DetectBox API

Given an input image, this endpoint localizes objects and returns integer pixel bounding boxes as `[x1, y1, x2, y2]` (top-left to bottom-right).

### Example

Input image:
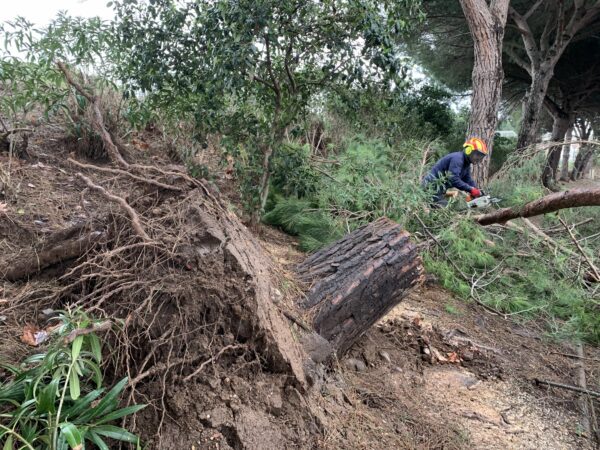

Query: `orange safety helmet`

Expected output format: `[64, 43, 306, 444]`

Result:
[463, 137, 488, 157]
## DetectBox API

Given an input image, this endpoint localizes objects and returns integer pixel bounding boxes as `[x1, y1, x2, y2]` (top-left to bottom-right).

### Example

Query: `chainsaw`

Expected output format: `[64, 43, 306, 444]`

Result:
[465, 191, 502, 209]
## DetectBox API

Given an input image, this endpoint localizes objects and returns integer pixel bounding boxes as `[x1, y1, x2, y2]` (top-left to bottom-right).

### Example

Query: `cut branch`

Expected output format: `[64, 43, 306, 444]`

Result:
[76, 173, 152, 241]
[476, 188, 600, 226]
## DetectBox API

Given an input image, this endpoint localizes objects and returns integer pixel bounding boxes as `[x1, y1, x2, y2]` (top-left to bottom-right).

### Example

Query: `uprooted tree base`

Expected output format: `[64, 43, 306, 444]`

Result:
[2, 176, 317, 448]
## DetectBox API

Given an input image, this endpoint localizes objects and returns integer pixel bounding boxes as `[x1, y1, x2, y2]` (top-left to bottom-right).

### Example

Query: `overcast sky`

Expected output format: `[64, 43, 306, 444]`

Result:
[0, 0, 113, 25]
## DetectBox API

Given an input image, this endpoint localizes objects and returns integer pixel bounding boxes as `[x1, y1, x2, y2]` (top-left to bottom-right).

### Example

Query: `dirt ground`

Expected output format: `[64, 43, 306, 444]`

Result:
[1, 123, 599, 450]
[261, 227, 599, 450]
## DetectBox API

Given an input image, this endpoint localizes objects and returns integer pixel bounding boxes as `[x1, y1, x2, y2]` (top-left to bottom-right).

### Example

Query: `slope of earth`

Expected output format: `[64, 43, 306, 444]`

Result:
[261, 228, 599, 450]
[1, 122, 598, 450]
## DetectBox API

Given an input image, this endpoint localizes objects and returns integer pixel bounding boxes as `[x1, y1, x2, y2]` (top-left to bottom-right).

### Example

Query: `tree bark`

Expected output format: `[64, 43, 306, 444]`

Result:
[0, 227, 107, 281]
[476, 187, 600, 226]
[571, 120, 594, 180]
[516, 67, 554, 151]
[460, 0, 510, 187]
[296, 217, 423, 356]
[509, 3, 600, 151]
[542, 112, 571, 188]
[559, 127, 572, 181]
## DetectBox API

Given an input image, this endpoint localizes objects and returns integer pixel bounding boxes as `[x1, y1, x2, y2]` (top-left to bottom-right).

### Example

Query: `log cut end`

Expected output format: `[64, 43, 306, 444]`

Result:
[297, 217, 424, 356]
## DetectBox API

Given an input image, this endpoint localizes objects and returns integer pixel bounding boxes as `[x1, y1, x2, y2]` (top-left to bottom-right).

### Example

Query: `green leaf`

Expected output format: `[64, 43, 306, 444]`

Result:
[71, 336, 84, 361]
[63, 388, 104, 419]
[3, 434, 13, 450]
[69, 369, 81, 400]
[88, 334, 102, 363]
[77, 378, 127, 422]
[60, 423, 83, 450]
[86, 431, 109, 450]
[93, 425, 139, 443]
[37, 377, 59, 414]
[96, 404, 146, 424]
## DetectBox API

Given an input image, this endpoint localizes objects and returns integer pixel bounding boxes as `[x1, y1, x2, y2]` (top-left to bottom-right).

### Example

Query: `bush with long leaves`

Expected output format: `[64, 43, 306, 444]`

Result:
[0, 311, 144, 450]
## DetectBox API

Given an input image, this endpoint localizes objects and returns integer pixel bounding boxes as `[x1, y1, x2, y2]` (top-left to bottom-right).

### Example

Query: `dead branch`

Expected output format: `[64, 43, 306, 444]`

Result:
[68, 158, 183, 192]
[574, 343, 593, 438]
[0, 128, 34, 136]
[477, 188, 600, 226]
[534, 378, 600, 398]
[64, 321, 112, 344]
[0, 230, 106, 281]
[183, 344, 242, 382]
[550, 351, 600, 362]
[546, 217, 594, 233]
[76, 173, 151, 242]
[57, 61, 129, 168]
[559, 216, 600, 282]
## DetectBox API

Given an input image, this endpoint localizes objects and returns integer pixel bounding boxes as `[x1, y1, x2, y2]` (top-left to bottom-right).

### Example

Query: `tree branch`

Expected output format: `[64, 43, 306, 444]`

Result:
[509, 7, 540, 67]
[476, 188, 600, 226]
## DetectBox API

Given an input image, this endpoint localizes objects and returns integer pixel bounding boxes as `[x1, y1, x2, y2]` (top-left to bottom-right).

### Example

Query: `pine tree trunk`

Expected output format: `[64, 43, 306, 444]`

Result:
[542, 114, 571, 188]
[296, 217, 423, 356]
[516, 68, 554, 151]
[559, 128, 572, 181]
[460, 0, 510, 187]
[571, 123, 593, 180]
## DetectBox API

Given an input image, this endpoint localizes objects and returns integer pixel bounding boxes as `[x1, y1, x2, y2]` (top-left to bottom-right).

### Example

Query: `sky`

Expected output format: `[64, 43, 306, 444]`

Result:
[0, 0, 114, 25]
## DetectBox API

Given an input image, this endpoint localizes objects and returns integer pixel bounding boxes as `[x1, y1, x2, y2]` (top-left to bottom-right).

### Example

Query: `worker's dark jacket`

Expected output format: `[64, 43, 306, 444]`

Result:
[422, 151, 477, 193]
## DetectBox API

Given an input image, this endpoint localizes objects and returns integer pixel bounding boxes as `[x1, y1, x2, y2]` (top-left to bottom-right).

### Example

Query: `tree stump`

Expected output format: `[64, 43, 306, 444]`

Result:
[296, 217, 424, 355]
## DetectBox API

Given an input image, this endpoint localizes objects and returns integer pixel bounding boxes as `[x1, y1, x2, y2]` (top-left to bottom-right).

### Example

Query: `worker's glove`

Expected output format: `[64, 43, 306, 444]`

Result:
[470, 187, 482, 198]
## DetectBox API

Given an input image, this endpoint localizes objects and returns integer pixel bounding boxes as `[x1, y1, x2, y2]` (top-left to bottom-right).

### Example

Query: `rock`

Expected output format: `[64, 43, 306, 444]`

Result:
[267, 390, 284, 417]
[270, 288, 283, 304]
[461, 349, 474, 361]
[300, 332, 334, 364]
[285, 386, 305, 409]
[378, 350, 391, 363]
[234, 406, 285, 450]
[344, 358, 367, 372]
[204, 407, 233, 428]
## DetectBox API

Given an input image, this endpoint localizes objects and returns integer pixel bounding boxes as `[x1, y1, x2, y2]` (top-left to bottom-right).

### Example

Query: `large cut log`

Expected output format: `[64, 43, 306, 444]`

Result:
[296, 217, 424, 356]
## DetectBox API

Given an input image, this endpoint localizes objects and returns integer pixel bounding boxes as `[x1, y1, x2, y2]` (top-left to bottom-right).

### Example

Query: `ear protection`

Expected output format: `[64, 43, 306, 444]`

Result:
[464, 144, 474, 155]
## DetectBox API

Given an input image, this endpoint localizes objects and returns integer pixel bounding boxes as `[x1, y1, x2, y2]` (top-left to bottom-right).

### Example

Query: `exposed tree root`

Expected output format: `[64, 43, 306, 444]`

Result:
[68, 158, 183, 192]
[76, 173, 152, 242]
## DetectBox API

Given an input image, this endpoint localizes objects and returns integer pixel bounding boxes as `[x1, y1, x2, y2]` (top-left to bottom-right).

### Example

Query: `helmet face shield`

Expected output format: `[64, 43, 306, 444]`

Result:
[469, 151, 486, 164]
[463, 137, 488, 164]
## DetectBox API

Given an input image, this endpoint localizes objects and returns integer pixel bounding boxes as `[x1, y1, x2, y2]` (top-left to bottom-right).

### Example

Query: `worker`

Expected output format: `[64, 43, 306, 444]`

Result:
[422, 137, 488, 207]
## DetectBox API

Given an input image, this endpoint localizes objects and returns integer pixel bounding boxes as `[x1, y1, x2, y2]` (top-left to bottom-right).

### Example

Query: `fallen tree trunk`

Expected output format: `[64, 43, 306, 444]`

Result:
[476, 188, 600, 226]
[297, 217, 423, 356]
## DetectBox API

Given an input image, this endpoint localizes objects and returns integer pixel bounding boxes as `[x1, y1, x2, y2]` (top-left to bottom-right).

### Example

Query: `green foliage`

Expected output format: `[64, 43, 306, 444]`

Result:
[270, 143, 320, 198]
[263, 197, 343, 251]
[489, 135, 516, 175]
[265, 136, 430, 250]
[326, 83, 456, 146]
[422, 209, 599, 344]
[0, 311, 144, 449]
[112, 0, 424, 215]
